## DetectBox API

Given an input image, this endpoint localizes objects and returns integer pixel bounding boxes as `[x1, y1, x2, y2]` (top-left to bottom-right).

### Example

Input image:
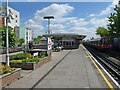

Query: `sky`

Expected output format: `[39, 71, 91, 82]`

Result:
[1, 0, 119, 40]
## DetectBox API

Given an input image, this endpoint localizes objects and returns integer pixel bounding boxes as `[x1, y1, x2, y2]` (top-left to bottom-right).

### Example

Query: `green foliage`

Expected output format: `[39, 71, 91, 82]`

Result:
[26, 53, 32, 59]
[10, 60, 23, 63]
[38, 51, 46, 58]
[10, 58, 41, 63]
[10, 53, 26, 60]
[0, 64, 14, 75]
[33, 38, 40, 42]
[22, 58, 41, 62]
[0, 25, 16, 47]
[10, 51, 46, 63]
[18, 38, 25, 46]
[33, 35, 43, 42]
[108, 5, 120, 36]
[96, 27, 109, 37]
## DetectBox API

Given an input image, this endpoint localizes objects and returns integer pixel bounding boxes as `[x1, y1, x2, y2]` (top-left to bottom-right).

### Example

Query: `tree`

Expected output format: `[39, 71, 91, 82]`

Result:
[0, 25, 16, 47]
[96, 27, 109, 37]
[33, 36, 42, 43]
[18, 38, 25, 46]
[33, 38, 40, 43]
[108, 5, 120, 37]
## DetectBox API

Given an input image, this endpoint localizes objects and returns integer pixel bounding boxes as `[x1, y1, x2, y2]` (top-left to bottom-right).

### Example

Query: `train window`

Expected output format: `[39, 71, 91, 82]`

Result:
[102, 38, 110, 45]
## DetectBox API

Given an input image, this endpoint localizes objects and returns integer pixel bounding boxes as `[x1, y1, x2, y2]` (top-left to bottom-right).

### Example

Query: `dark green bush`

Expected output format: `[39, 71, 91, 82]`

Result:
[38, 51, 46, 58]
[22, 58, 41, 62]
[10, 53, 26, 60]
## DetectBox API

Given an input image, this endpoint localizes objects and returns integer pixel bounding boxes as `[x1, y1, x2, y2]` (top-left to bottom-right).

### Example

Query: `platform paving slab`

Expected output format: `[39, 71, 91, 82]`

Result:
[5, 50, 70, 88]
[5, 45, 109, 88]
[35, 45, 109, 88]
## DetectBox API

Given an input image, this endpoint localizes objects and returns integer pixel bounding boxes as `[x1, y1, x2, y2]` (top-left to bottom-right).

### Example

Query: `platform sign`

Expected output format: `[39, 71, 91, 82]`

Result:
[47, 37, 52, 50]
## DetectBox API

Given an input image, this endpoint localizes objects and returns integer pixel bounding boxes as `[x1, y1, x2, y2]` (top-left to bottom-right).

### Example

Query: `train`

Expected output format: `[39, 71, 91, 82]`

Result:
[83, 37, 111, 50]
[83, 36, 120, 52]
[111, 37, 120, 52]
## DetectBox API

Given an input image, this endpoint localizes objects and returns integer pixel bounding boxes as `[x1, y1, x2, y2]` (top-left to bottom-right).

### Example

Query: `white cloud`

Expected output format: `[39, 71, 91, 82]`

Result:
[90, 18, 109, 28]
[24, 1, 118, 39]
[34, 3, 74, 18]
[52, 29, 67, 33]
[89, 14, 95, 17]
[67, 18, 89, 27]
[88, 0, 119, 17]
[52, 17, 77, 24]
[112, 0, 119, 5]
[50, 24, 65, 30]
[25, 3, 74, 37]
[99, 4, 114, 16]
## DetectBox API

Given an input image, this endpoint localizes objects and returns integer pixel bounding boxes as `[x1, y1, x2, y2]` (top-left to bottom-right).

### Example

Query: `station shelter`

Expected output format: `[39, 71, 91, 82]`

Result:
[43, 33, 86, 49]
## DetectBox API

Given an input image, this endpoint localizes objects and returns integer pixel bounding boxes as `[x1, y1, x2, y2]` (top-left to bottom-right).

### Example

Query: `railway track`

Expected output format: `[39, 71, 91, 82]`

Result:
[30, 50, 72, 90]
[84, 45, 120, 87]
[107, 49, 120, 60]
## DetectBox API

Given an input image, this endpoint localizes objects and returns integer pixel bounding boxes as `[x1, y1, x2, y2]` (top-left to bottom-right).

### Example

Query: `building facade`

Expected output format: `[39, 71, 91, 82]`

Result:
[26, 28, 33, 44]
[20, 27, 26, 45]
[0, 5, 20, 38]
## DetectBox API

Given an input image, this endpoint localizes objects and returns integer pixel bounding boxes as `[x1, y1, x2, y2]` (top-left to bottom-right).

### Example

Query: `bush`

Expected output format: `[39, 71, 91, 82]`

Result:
[10, 51, 46, 63]
[10, 57, 41, 63]
[0, 64, 14, 75]
[38, 51, 46, 58]
[10, 53, 26, 60]
[10, 60, 23, 63]
[26, 53, 32, 59]
[22, 58, 41, 62]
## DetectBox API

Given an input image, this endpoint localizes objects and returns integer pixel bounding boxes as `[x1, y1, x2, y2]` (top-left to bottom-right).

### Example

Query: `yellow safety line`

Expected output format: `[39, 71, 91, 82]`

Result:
[82, 45, 114, 90]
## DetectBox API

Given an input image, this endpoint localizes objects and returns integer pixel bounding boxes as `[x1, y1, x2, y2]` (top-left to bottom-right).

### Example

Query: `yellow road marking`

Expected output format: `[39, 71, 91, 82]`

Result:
[82, 45, 114, 90]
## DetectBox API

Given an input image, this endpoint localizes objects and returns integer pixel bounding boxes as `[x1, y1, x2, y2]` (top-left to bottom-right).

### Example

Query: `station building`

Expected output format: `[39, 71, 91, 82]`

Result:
[43, 33, 86, 49]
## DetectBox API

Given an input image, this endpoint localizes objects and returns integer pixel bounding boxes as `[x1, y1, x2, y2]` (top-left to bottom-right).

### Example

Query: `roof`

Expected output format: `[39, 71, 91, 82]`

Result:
[43, 33, 86, 40]
[43, 33, 86, 39]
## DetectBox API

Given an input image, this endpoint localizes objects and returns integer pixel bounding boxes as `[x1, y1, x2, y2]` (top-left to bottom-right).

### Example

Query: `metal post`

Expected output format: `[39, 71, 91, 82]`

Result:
[43, 16, 54, 50]
[48, 19, 50, 36]
[6, 0, 9, 66]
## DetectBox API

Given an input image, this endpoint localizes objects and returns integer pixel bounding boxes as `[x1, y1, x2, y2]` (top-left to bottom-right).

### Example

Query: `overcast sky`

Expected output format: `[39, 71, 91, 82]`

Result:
[4, 0, 120, 40]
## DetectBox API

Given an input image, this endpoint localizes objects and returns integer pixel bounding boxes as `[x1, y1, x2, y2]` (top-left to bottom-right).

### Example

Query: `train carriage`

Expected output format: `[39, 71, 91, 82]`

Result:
[83, 37, 111, 50]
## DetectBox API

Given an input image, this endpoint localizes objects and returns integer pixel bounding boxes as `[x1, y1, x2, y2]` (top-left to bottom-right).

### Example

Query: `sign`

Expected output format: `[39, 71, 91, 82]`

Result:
[33, 52, 38, 57]
[47, 37, 52, 50]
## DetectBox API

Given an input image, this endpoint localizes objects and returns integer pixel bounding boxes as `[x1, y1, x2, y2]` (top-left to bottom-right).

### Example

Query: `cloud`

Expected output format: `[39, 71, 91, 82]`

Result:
[34, 3, 74, 18]
[88, 0, 119, 17]
[67, 18, 89, 27]
[25, 3, 74, 37]
[89, 14, 95, 17]
[99, 5, 114, 16]
[112, 0, 119, 5]
[52, 29, 67, 33]
[50, 24, 65, 30]
[90, 18, 109, 28]
[24, 1, 117, 39]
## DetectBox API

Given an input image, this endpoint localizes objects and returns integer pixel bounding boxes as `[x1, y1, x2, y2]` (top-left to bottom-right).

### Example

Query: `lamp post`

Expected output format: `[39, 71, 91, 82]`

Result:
[43, 16, 54, 50]
[6, 0, 9, 66]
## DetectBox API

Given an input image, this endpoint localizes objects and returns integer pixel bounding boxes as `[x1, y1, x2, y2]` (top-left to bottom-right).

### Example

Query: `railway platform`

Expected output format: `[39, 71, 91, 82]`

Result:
[4, 44, 115, 89]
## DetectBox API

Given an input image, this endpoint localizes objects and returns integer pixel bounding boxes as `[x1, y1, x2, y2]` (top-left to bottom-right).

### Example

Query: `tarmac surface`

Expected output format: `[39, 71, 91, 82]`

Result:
[5, 45, 109, 88]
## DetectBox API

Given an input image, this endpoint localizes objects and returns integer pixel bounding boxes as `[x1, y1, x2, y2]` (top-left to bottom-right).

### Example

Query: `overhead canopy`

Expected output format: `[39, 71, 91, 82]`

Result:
[43, 33, 86, 40]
